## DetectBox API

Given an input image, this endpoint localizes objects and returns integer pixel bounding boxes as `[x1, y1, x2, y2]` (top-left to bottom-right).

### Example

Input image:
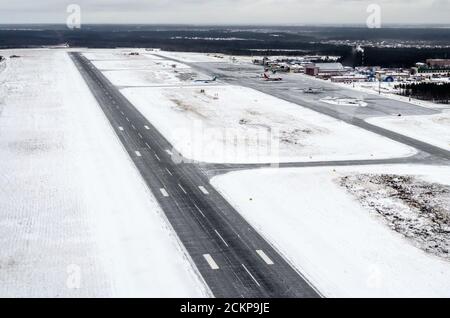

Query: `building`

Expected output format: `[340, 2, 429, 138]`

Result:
[331, 75, 368, 83]
[305, 64, 319, 76]
[305, 63, 345, 78]
[426, 59, 450, 68]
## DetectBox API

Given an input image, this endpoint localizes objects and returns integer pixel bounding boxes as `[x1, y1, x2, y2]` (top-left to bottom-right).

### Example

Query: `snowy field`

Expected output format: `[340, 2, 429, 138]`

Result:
[155, 51, 228, 63]
[0, 49, 207, 297]
[81, 50, 415, 163]
[335, 81, 449, 110]
[367, 111, 450, 151]
[93, 59, 190, 71]
[104, 69, 189, 87]
[211, 165, 450, 297]
[121, 85, 415, 163]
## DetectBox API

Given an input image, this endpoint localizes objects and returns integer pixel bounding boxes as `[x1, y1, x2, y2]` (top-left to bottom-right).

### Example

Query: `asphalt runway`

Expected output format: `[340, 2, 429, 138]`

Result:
[70, 52, 320, 298]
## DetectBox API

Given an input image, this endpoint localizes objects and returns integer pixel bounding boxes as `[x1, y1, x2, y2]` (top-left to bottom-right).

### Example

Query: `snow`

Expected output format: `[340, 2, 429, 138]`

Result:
[104, 69, 190, 87]
[155, 51, 228, 63]
[320, 97, 368, 107]
[211, 165, 450, 298]
[367, 110, 450, 151]
[121, 85, 416, 163]
[92, 58, 190, 71]
[81, 49, 415, 164]
[0, 49, 208, 297]
[336, 81, 449, 110]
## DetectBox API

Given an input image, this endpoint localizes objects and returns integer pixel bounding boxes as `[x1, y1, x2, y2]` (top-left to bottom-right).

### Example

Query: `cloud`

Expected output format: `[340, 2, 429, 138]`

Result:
[0, 0, 448, 24]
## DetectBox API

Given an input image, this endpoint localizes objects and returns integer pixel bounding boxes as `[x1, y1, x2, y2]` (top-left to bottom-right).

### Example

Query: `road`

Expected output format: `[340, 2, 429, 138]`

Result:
[70, 52, 320, 298]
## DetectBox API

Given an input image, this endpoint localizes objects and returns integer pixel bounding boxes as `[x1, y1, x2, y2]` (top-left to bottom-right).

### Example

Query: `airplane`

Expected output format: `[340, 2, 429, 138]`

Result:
[263, 73, 282, 81]
[193, 76, 217, 83]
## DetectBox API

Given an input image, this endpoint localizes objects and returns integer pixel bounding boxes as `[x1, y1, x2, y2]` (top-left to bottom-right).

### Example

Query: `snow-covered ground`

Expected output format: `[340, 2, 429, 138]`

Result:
[0, 49, 208, 297]
[367, 111, 450, 151]
[81, 49, 416, 164]
[155, 51, 228, 63]
[320, 97, 368, 107]
[121, 85, 415, 163]
[211, 165, 450, 298]
[334, 81, 450, 110]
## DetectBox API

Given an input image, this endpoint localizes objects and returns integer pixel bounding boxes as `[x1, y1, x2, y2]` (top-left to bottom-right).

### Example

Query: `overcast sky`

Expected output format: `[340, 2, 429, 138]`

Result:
[0, 0, 449, 25]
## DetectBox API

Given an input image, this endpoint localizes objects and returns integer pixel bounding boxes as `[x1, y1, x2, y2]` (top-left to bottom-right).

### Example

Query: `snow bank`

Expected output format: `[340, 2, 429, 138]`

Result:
[121, 85, 416, 163]
[0, 49, 207, 297]
[211, 165, 450, 297]
[367, 112, 450, 151]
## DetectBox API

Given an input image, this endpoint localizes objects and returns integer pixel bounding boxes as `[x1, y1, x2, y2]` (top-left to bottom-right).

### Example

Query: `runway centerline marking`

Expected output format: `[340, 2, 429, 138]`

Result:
[214, 230, 229, 247]
[160, 188, 169, 197]
[135, 151, 142, 157]
[165, 168, 173, 176]
[138, 133, 143, 139]
[203, 254, 219, 270]
[242, 264, 261, 287]
[145, 142, 152, 150]
[178, 183, 187, 194]
[194, 204, 206, 217]
[131, 124, 136, 130]
[118, 126, 124, 131]
[144, 125, 150, 130]
[256, 250, 274, 265]
[154, 153, 161, 161]
[199, 186, 209, 195]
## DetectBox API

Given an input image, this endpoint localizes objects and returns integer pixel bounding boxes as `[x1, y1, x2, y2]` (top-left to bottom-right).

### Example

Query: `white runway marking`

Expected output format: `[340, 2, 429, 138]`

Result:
[199, 186, 209, 195]
[131, 124, 136, 130]
[242, 264, 261, 286]
[138, 133, 143, 139]
[166, 149, 173, 156]
[214, 230, 229, 247]
[154, 153, 161, 161]
[145, 142, 152, 150]
[256, 250, 274, 265]
[165, 168, 173, 176]
[160, 188, 169, 197]
[135, 151, 142, 157]
[126, 117, 130, 122]
[203, 254, 219, 270]
[118, 126, 124, 131]
[194, 204, 206, 217]
[178, 183, 187, 194]
[144, 125, 150, 130]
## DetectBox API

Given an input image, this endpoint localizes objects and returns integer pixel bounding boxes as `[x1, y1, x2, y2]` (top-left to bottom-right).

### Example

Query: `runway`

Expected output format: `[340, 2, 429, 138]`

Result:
[70, 52, 320, 298]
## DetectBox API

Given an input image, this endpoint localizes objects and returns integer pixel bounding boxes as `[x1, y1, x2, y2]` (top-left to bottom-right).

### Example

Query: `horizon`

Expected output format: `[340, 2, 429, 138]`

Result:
[1, 1, 449, 25]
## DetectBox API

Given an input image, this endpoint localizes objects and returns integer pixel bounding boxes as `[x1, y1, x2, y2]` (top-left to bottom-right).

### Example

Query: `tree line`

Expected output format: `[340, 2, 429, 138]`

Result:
[395, 82, 450, 104]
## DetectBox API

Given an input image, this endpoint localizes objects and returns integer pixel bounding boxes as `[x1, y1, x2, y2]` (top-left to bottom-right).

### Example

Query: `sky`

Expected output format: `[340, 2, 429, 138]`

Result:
[0, 0, 449, 25]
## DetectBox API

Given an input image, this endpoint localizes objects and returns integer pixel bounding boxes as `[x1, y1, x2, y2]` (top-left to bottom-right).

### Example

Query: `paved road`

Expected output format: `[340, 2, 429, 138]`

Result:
[70, 52, 320, 298]
[154, 55, 450, 162]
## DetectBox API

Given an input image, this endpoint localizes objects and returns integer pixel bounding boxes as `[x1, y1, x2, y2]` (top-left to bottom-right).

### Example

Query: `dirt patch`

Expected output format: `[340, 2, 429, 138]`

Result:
[170, 98, 207, 119]
[339, 174, 450, 259]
